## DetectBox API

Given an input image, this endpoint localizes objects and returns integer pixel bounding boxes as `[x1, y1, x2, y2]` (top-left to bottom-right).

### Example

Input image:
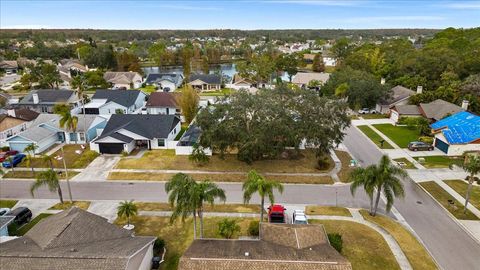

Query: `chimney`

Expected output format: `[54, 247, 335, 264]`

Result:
[380, 78, 385, 85]
[32, 92, 39, 104]
[7, 108, 15, 118]
[416, 86, 423, 94]
[462, 100, 469, 110]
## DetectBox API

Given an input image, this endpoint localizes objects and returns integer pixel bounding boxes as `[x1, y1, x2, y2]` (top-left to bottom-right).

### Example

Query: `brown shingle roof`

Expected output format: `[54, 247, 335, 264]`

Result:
[146, 92, 179, 108]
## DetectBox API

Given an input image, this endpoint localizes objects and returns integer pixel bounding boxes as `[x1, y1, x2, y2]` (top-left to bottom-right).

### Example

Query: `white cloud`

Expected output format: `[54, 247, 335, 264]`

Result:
[442, 1, 480, 9]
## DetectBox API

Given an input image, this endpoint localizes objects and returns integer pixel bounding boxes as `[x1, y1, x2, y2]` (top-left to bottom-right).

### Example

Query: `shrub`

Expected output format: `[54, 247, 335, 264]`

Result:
[1, 146, 10, 151]
[189, 144, 210, 166]
[218, 218, 241, 239]
[418, 136, 434, 144]
[153, 238, 165, 255]
[328, 233, 343, 253]
[247, 220, 260, 236]
[121, 150, 128, 157]
[316, 155, 330, 170]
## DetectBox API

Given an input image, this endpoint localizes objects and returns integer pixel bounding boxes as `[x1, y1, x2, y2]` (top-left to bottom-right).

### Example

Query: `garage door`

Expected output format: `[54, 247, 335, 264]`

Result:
[9, 142, 30, 153]
[435, 138, 449, 154]
[99, 143, 124, 154]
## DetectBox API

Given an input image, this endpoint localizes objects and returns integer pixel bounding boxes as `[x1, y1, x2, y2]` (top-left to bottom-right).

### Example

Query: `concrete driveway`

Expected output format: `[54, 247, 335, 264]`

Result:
[71, 156, 120, 182]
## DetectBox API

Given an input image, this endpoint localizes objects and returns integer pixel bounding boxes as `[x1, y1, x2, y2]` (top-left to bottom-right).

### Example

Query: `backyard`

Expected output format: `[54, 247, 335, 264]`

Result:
[414, 156, 464, 168]
[357, 125, 394, 149]
[445, 180, 480, 210]
[372, 124, 420, 148]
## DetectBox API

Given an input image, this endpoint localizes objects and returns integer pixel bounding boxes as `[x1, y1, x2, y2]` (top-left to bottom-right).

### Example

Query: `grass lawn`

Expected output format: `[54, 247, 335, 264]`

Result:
[393, 158, 416, 169]
[9, 213, 53, 236]
[335, 150, 356, 183]
[19, 145, 99, 169]
[116, 149, 333, 173]
[359, 210, 437, 270]
[114, 216, 255, 270]
[135, 202, 262, 213]
[49, 201, 91, 210]
[174, 126, 187, 141]
[445, 180, 480, 210]
[361, 114, 389, 119]
[419, 181, 479, 220]
[357, 125, 394, 149]
[305, 206, 352, 217]
[0, 199, 17, 208]
[3, 170, 79, 179]
[198, 88, 233, 96]
[414, 156, 464, 168]
[107, 171, 333, 184]
[138, 85, 157, 94]
[310, 220, 400, 270]
[372, 124, 420, 148]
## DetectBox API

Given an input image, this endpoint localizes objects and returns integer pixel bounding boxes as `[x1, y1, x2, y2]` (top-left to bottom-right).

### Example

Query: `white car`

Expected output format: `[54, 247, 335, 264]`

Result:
[358, 108, 377, 114]
[0, 208, 11, 216]
[292, 210, 308, 224]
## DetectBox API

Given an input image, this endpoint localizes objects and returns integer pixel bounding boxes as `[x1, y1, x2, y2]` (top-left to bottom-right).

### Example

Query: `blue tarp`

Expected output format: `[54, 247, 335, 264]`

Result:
[431, 111, 480, 144]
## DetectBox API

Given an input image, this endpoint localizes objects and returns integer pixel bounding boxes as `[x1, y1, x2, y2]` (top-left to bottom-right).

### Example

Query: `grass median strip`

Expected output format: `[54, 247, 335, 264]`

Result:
[107, 171, 334, 184]
[49, 201, 91, 210]
[136, 202, 262, 213]
[305, 206, 352, 216]
[2, 170, 79, 179]
[419, 181, 479, 220]
[414, 156, 464, 168]
[335, 150, 355, 183]
[357, 125, 394, 149]
[359, 210, 437, 270]
[445, 180, 480, 210]
[0, 200, 17, 208]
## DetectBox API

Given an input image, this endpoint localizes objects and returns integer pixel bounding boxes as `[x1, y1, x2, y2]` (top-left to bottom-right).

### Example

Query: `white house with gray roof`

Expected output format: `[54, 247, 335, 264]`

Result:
[145, 73, 184, 91]
[83, 89, 146, 115]
[103, 71, 143, 89]
[13, 89, 81, 114]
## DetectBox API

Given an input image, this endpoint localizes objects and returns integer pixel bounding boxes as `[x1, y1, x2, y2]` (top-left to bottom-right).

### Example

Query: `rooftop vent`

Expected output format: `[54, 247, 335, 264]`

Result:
[244, 252, 249, 257]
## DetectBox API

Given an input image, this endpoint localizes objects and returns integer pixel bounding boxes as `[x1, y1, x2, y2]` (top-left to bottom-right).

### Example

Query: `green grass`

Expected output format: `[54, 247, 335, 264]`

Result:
[360, 210, 437, 270]
[335, 150, 356, 183]
[372, 124, 420, 148]
[414, 156, 464, 168]
[305, 206, 352, 216]
[9, 213, 53, 236]
[310, 220, 400, 270]
[393, 158, 416, 169]
[357, 125, 394, 149]
[0, 200, 17, 208]
[19, 145, 98, 169]
[135, 202, 262, 213]
[198, 88, 233, 96]
[138, 85, 157, 94]
[174, 126, 187, 141]
[2, 170, 79, 179]
[419, 181, 479, 220]
[49, 201, 91, 210]
[445, 180, 480, 210]
[361, 114, 389, 119]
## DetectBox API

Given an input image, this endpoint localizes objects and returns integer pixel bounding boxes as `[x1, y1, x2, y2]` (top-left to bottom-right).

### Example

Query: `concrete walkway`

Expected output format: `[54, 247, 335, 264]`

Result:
[12, 199, 58, 218]
[72, 156, 120, 182]
[42, 143, 65, 156]
[329, 149, 341, 183]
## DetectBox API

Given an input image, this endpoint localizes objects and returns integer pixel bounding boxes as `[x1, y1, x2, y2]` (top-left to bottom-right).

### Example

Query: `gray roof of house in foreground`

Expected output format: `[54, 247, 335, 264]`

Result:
[420, 99, 463, 121]
[0, 216, 15, 230]
[0, 208, 156, 270]
[18, 90, 76, 105]
[91, 89, 143, 107]
[188, 74, 222, 84]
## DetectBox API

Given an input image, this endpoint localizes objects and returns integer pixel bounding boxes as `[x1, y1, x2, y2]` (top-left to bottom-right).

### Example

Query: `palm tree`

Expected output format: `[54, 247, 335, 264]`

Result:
[55, 103, 79, 144]
[31, 169, 63, 204]
[243, 170, 284, 222]
[191, 180, 226, 238]
[6, 156, 15, 176]
[24, 143, 38, 175]
[72, 74, 87, 141]
[350, 165, 377, 214]
[165, 173, 199, 238]
[455, 154, 480, 214]
[117, 200, 138, 227]
[41, 154, 55, 170]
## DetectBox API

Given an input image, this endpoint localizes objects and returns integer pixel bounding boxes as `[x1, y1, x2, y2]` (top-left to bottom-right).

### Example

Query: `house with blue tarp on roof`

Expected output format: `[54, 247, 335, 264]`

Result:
[431, 111, 480, 155]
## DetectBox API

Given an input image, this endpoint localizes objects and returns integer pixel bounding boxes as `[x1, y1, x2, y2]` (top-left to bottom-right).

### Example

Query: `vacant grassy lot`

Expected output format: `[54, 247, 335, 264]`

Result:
[357, 125, 394, 149]
[414, 156, 464, 168]
[3, 170, 79, 179]
[19, 145, 98, 169]
[115, 149, 333, 173]
[305, 206, 352, 217]
[114, 216, 254, 270]
[372, 124, 420, 148]
[360, 210, 437, 270]
[310, 220, 400, 270]
[49, 201, 91, 210]
[393, 158, 416, 169]
[108, 171, 334, 184]
[135, 202, 262, 213]
[335, 150, 356, 182]
[419, 181, 478, 220]
[445, 180, 480, 210]
[0, 200, 17, 208]
[9, 213, 53, 236]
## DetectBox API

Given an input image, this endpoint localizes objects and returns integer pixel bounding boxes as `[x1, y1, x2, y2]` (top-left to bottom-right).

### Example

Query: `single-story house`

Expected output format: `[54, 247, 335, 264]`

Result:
[103, 71, 143, 89]
[83, 89, 146, 115]
[187, 74, 222, 91]
[145, 73, 183, 91]
[0, 207, 156, 270]
[292, 72, 330, 89]
[431, 111, 480, 155]
[6, 114, 107, 153]
[91, 114, 181, 154]
[58, 59, 88, 73]
[0, 216, 15, 237]
[390, 99, 465, 123]
[0, 114, 32, 146]
[376, 85, 416, 114]
[179, 222, 352, 270]
[13, 89, 82, 114]
[390, 105, 422, 123]
[0, 60, 18, 74]
[146, 92, 181, 115]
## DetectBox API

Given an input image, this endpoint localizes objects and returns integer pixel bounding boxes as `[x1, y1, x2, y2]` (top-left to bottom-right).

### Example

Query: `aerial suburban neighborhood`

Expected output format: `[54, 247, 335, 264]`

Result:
[0, 1, 479, 270]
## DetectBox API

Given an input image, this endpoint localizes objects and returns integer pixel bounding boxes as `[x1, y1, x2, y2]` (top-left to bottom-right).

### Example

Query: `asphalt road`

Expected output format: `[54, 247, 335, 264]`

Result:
[343, 126, 480, 270]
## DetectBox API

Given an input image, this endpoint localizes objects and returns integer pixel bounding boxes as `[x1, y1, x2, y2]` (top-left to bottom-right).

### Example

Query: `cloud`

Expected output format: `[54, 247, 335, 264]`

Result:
[264, 0, 364, 6]
[441, 1, 480, 9]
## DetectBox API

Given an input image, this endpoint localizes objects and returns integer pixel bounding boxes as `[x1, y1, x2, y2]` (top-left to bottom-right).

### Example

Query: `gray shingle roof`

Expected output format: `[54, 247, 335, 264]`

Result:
[188, 74, 222, 85]
[146, 73, 183, 85]
[14, 125, 57, 142]
[91, 89, 143, 107]
[18, 90, 76, 105]
[392, 105, 421, 115]
[32, 114, 102, 133]
[420, 99, 463, 121]
[378, 85, 415, 105]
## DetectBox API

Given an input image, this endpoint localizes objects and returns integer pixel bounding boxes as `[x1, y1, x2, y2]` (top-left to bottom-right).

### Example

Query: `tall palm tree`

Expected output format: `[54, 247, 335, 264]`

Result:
[117, 200, 138, 227]
[31, 169, 63, 204]
[165, 173, 198, 238]
[6, 156, 15, 176]
[243, 170, 284, 222]
[55, 103, 79, 144]
[350, 165, 377, 214]
[191, 180, 226, 238]
[72, 74, 87, 140]
[24, 143, 38, 175]
[41, 154, 55, 170]
[456, 154, 480, 214]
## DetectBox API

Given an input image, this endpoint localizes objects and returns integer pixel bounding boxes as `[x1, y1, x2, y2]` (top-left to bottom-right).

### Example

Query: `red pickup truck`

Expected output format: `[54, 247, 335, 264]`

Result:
[268, 204, 286, 223]
[0, 150, 19, 162]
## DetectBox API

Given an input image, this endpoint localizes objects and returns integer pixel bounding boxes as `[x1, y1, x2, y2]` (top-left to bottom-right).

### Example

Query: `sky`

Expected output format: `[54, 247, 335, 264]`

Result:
[1, 0, 479, 30]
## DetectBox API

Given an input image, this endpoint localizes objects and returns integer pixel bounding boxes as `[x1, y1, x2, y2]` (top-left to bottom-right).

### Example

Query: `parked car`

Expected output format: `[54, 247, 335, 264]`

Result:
[8, 207, 32, 226]
[268, 204, 286, 223]
[2, 153, 26, 168]
[292, 210, 308, 224]
[0, 150, 19, 162]
[0, 208, 11, 216]
[358, 108, 377, 114]
[408, 141, 434, 151]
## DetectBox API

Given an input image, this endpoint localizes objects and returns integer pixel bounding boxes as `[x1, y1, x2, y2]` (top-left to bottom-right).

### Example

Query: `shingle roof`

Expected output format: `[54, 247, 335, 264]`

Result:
[146, 92, 179, 108]
[420, 99, 463, 121]
[0, 208, 156, 270]
[31, 113, 102, 132]
[146, 73, 183, 85]
[188, 74, 222, 85]
[0, 216, 15, 230]
[11, 125, 57, 142]
[91, 89, 143, 107]
[18, 90, 75, 105]
[0, 60, 18, 69]
[431, 111, 480, 144]
[392, 105, 421, 115]
[378, 85, 415, 105]
[96, 114, 180, 142]
[103, 72, 142, 84]
[12, 108, 40, 121]
[292, 72, 330, 85]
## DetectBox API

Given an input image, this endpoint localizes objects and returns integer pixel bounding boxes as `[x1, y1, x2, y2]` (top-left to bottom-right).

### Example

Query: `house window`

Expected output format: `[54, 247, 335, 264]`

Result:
[69, 133, 77, 142]
[158, 139, 165, 147]
[79, 133, 86, 141]
[166, 108, 170, 114]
